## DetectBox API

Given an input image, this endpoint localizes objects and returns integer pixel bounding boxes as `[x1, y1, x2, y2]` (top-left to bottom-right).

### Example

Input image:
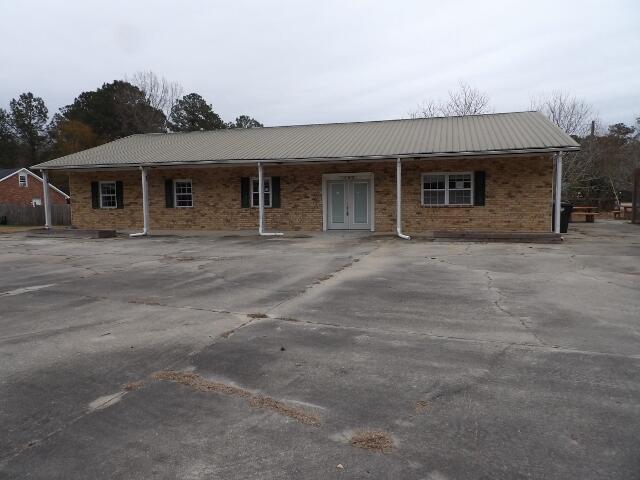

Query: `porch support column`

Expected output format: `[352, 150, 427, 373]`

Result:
[258, 162, 265, 234]
[41, 169, 52, 229]
[396, 158, 410, 239]
[554, 152, 563, 234]
[257, 162, 283, 237]
[130, 166, 150, 237]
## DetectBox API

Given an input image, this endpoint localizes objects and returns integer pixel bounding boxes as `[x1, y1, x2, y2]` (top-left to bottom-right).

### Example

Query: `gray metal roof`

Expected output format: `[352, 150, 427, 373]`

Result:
[34, 111, 580, 170]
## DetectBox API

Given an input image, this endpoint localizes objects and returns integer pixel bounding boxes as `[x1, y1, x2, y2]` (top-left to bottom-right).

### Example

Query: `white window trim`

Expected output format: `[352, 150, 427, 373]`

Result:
[174, 179, 194, 208]
[99, 181, 117, 209]
[250, 176, 272, 208]
[18, 173, 28, 187]
[421, 172, 474, 207]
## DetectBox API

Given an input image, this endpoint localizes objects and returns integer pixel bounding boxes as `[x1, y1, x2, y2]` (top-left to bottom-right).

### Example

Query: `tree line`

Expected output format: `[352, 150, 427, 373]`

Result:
[410, 82, 640, 208]
[2, 75, 638, 208]
[0, 71, 263, 169]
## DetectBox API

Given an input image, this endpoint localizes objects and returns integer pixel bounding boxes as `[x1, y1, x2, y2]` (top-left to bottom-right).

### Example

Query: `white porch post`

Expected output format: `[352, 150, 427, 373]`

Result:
[41, 170, 52, 229]
[396, 158, 410, 239]
[130, 166, 150, 237]
[554, 152, 563, 234]
[141, 167, 150, 234]
[258, 162, 265, 235]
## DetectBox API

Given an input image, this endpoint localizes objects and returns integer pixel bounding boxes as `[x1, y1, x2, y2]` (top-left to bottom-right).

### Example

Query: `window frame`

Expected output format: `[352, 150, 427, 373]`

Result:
[250, 176, 272, 208]
[173, 179, 194, 208]
[421, 172, 474, 207]
[99, 181, 118, 209]
[18, 173, 28, 188]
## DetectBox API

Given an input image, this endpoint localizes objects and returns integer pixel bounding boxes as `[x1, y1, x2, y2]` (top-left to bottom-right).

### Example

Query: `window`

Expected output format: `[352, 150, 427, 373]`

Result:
[99, 181, 117, 208]
[18, 173, 27, 187]
[174, 179, 193, 207]
[250, 177, 272, 207]
[32, 198, 42, 206]
[422, 172, 473, 206]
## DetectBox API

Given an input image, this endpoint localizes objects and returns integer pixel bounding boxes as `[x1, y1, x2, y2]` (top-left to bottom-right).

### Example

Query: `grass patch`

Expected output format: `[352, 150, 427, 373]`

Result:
[123, 381, 144, 391]
[247, 312, 268, 319]
[153, 370, 320, 427]
[350, 430, 394, 453]
[249, 395, 320, 426]
[152, 371, 250, 397]
[0, 226, 40, 234]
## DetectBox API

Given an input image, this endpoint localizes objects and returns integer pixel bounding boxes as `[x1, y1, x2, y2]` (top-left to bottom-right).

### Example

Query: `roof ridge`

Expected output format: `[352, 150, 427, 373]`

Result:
[133, 111, 541, 137]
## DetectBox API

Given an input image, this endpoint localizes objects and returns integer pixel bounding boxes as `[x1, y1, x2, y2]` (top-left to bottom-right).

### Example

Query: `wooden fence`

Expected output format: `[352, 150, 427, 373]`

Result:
[0, 204, 71, 226]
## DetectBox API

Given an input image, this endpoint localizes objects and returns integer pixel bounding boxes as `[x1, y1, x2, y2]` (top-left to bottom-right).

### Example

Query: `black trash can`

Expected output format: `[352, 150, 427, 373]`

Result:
[552, 202, 573, 233]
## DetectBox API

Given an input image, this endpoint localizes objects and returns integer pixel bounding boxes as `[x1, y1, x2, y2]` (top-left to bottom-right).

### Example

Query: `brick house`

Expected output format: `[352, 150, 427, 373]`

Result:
[33, 112, 579, 237]
[0, 168, 69, 206]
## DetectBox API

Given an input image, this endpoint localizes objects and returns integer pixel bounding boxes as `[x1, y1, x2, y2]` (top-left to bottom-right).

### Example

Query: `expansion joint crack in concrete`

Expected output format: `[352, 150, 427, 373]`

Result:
[483, 271, 547, 346]
[265, 243, 384, 314]
[271, 316, 637, 359]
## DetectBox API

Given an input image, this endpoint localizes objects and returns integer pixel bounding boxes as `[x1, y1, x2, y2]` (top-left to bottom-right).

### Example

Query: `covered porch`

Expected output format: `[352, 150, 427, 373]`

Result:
[40, 153, 563, 237]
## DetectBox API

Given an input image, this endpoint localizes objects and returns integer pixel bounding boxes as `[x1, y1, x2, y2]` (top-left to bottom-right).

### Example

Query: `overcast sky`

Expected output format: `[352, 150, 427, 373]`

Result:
[1, 0, 638, 128]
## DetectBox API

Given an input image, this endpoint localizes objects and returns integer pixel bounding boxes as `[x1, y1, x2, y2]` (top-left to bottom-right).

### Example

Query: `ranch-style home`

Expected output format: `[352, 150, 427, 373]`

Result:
[33, 111, 579, 238]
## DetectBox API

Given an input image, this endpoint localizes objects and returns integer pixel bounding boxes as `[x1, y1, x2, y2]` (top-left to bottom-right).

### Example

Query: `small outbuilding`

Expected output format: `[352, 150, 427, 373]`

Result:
[33, 111, 579, 237]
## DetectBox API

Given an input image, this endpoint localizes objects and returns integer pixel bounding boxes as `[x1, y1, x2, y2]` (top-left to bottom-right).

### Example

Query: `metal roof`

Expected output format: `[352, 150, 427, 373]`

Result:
[34, 111, 580, 170]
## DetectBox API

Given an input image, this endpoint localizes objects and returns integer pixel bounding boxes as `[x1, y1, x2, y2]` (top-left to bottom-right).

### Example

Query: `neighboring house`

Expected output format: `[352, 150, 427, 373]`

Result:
[0, 168, 69, 206]
[33, 111, 579, 235]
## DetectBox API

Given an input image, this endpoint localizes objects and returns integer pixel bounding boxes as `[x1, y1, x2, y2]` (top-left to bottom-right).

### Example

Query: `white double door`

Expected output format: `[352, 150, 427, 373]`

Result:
[327, 176, 372, 230]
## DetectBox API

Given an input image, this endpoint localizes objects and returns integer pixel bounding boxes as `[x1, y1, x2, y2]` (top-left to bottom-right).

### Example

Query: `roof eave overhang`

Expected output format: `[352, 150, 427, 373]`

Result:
[35, 146, 580, 171]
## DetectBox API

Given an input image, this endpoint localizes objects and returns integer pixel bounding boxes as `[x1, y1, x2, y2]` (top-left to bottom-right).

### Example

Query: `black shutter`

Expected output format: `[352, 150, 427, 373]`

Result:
[115, 181, 124, 209]
[271, 176, 281, 208]
[241, 177, 250, 208]
[165, 179, 174, 208]
[91, 181, 100, 209]
[474, 171, 486, 206]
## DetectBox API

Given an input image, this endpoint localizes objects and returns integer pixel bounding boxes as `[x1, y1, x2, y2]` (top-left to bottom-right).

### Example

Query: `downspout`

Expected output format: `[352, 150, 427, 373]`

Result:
[553, 153, 563, 234]
[258, 162, 283, 236]
[130, 166, 150, 237]
[396, 158, 410, 239]
[41, 169, 52, 229]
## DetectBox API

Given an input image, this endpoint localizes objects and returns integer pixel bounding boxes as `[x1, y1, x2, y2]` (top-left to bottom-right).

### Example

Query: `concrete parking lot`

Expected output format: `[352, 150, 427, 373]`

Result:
[1, 221, 639, 479]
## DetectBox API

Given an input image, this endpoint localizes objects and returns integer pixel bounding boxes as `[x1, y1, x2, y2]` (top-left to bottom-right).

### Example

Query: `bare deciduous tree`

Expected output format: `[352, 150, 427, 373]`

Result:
[443, 81, 491, 116]
[531, 91, 600, 199]
[409, 81, 492, 118]
[530, 91, 593, 137]
[128, 70, 183, 122]
[409, 99, 441, 119]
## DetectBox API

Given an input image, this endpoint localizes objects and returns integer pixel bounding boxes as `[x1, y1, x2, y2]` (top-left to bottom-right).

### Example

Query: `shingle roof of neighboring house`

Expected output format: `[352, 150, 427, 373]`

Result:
[33, 111, 580, 170]
[0, 168, 21, 180]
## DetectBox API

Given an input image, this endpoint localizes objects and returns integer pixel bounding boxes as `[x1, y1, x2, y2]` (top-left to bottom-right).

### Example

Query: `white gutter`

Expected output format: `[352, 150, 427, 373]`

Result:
[258, 162, 283, 237]
[553, 152, 563, 234]
[33, 147, 581, 171]
[396, 158, 410, 240]
[130, 166, 150, 237]
[42, 170, 52, 229]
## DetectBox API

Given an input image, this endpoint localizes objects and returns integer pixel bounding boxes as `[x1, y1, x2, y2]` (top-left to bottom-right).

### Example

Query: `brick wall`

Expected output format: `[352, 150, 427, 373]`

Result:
[68, 155, 553, 233]
[0, 173, 68, 206]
